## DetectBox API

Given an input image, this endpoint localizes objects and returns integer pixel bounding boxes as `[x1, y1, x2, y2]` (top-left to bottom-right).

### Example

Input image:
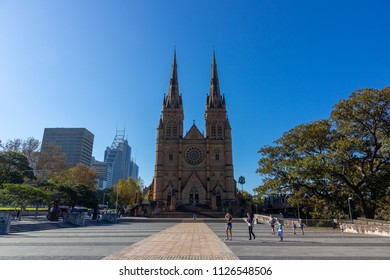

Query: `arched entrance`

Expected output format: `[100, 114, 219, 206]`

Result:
[189, 186, 199, 205]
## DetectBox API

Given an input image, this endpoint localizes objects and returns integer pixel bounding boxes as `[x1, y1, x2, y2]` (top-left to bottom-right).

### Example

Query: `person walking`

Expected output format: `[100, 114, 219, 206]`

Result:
[97, 213, 101, 225]
[225, 212, 233, 241]
[244, 212, 256, 240]
[292, 221, 297, 235]
[269, 215, 276, 235]
[299, 219, 306, 235]
[332, 218, 338, 229]
[276, 218, 284, 241]
[340, 223, 345, 233]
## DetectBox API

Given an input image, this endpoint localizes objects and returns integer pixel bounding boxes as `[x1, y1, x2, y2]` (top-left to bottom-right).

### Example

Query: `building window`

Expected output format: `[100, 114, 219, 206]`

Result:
[169, 152, 174, 161]
[217, 123, 223, 139]
[185, 146, 204, 165]
[166, 123, 172, 139]
[211, 123, 216, 138]
[172, 123, 178, 137]
[215, 149, 220, 160]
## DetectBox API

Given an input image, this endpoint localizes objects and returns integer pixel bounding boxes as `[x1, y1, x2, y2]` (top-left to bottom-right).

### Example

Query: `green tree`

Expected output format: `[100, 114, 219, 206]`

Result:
[0, 137, 41, 168]
[329, 87, 390, 219]
[111, 178, 142, 211]
[0, 184, 48, 220]
[59, 184, 98, 209]
[256, 87, 390, 219]
[0, 151, 35, 185]
[256, 120, 340, 218]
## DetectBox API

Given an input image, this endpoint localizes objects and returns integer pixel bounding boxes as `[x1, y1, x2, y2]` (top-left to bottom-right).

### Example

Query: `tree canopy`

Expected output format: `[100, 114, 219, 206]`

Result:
[255, 87, 390, 219]
[0, 184, 48, 220]
[111, 178, 142, 210]
[0, 151, 35, 185]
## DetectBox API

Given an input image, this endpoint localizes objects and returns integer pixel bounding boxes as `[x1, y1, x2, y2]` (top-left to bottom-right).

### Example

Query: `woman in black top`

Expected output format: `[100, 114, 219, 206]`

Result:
[245, 212, 256, 240]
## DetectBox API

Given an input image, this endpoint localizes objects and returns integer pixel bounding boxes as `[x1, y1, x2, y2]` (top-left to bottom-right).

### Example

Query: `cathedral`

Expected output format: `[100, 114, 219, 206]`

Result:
[150, 51, 237, 212]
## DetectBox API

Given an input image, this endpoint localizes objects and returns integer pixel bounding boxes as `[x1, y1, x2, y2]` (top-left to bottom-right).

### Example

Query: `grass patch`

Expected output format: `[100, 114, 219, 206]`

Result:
[0, 207, 47, 211]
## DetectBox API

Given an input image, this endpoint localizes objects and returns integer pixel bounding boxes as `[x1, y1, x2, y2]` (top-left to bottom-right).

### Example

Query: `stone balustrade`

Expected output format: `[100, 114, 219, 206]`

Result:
[63, 212, 87, 226]
[101, 213, 117, 223]
[254, 214, 390, 236]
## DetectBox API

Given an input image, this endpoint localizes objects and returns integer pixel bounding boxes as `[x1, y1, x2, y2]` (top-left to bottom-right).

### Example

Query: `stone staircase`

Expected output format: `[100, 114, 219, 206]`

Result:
[153, 204, 226, 219]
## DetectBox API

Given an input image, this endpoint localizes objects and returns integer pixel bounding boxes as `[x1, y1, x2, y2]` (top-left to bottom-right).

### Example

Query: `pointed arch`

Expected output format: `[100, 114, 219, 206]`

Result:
[214, 148, 221, 160]
[217, 121, 224, 139]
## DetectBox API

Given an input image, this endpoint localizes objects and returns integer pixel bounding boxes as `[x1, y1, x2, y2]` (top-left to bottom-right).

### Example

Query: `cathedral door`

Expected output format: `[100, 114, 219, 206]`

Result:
[189, 186, 199, 205]
[216, 195, 221, 207]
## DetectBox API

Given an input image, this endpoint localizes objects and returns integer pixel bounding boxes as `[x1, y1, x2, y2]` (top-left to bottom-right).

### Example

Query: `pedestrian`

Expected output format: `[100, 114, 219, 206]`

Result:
[299, 219, 305, 235]
[292, 221, 297, 235]
[269, 215, 276, 235]
[225, 212, 233, 241]
[332, 218, 338, 229]
[244, 212, 256, 240]
[340, 223, 345, 233]
[97, 214, 101, 225]
[276, 218, 284, 241]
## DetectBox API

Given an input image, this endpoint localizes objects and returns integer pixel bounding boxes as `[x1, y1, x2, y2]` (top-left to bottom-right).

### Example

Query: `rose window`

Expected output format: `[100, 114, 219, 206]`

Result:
[185, 147, 204, 165]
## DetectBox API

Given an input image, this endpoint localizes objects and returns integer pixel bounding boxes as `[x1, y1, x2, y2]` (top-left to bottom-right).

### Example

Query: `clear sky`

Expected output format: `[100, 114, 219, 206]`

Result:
[1, 0, 389, 194]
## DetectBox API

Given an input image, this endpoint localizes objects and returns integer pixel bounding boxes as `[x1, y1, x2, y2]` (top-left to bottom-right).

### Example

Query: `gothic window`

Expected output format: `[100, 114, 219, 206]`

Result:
[168, 149, 174, 161]
[185, 146, 204, 165]
[166, 122, 172, 139]
[172, 123, 178, 137]
[211, 123, 216, 138]
[215, 148, 221, 160]
[217, 123, 223, 139]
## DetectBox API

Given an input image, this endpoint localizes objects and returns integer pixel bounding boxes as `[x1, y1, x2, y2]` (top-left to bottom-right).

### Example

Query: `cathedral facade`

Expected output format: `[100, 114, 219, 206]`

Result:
[150, 51, 236, 211]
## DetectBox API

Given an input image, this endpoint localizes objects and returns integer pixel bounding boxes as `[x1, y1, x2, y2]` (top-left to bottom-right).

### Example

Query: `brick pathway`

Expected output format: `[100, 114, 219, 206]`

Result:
[104, 221, 238, 260]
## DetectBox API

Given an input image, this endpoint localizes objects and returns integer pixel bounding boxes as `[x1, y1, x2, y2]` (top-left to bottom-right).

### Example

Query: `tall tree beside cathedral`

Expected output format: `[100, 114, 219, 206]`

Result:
[256, 87, 390, 219]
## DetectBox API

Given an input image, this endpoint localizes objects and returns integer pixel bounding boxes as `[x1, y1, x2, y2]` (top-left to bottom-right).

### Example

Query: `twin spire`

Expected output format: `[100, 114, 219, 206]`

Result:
[164, 50, 181, 108]
[208, 51, 225, 108]
[164, 50, 225, 109]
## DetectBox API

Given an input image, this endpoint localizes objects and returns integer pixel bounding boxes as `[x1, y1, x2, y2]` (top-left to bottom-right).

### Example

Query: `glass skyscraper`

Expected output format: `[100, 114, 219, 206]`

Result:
[104, 129, 131, 189]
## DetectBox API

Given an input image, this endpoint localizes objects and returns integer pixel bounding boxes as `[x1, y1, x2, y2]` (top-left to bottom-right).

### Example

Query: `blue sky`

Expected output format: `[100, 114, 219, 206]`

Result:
[1, 0, 389, 193]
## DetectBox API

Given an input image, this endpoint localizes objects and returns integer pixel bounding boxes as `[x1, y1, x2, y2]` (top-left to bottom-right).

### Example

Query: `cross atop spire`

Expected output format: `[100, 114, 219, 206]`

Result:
[164, 50, 181, 108]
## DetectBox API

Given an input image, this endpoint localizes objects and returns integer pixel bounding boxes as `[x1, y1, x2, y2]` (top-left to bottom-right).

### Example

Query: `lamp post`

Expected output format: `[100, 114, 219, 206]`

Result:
[348, 197, 353, 224]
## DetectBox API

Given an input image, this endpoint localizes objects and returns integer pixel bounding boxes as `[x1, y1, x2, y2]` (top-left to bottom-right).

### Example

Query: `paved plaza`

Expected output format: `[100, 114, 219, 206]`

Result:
[0, 216, 389, 260]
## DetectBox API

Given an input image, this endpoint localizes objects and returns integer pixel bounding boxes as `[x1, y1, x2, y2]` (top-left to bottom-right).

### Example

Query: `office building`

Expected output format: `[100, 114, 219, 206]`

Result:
[104, 129, 131, 188]
[41, 128, 94, 167]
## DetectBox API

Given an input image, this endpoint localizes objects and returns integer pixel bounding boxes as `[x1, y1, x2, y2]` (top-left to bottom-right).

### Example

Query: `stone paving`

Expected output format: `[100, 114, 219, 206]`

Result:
[207, 221, 390, 260]
[1, 216, 389, 260]
[104, 222, 238, 260]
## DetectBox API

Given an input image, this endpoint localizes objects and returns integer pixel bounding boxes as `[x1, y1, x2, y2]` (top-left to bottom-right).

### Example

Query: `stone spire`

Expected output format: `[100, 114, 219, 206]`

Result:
[208, 51, 225, 108]
[164, 50, 181, 108]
